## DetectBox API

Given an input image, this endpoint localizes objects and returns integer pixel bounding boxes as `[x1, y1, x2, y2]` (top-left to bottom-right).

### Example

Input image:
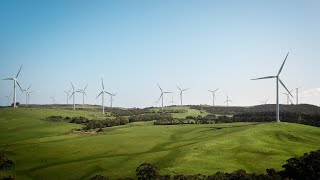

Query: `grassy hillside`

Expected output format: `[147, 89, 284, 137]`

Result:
[0, 107, 319, 179]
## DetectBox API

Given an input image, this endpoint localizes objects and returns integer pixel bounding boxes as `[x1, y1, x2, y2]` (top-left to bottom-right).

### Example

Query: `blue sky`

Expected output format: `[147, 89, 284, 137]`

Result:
[0, 0, 320, 107]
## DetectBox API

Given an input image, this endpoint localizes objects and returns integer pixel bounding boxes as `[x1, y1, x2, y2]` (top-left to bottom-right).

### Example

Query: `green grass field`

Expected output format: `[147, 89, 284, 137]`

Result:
[0, 107, 319, 179]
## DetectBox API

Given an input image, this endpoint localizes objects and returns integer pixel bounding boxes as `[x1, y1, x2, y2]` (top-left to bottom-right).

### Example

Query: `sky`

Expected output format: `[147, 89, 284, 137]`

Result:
[0, 0, 320, 108]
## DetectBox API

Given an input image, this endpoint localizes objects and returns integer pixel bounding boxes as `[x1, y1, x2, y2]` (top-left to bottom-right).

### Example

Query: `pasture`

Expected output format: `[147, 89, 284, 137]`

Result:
[0, 106, 319, 179]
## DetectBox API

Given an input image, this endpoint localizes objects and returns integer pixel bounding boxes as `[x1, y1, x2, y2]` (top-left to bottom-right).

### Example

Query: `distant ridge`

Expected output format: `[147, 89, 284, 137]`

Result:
[190, 104, 320, 115]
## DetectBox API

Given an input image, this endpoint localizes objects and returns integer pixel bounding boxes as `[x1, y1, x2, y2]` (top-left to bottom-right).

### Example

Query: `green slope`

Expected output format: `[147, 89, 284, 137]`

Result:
[0, 108, 319, 179]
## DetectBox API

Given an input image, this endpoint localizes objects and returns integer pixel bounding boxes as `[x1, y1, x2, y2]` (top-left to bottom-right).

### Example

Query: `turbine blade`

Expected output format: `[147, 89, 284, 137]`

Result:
[208, 90, 213, 93]
[279, 79, 293, 98]
[16, 81, 23, 91]
[16, 65, 23, 78]
[158, 94, 163, 102]
[164, 92, 172, 93]
[251, 76, 276, 80]
[2, 78, 14, 80]
[101, 78, 105, 90]
[27, 84, 31, 90]
[278, 52, 289, 76]
[69, 92, 74, 99]
[182, 88, 190, 91]
[214, 88, 219, 93]
[157, 83, 163, 92]
[177, 86, 182, 91]
[96, 91, 103, 99]
[84, 84, 88, 90]
[70, 82, 74, 89]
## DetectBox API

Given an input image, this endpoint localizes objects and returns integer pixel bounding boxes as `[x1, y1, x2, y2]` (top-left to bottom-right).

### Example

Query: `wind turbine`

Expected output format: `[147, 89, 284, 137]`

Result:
[5, 93, 11, 106]
[69, 82, 77, 110]
[224, 94, 232, 107]
[157, 83, 172, 112]
[106, 92, 117, 108]
[260, 98, 269, 105]
[50, 96, 55, 104]
[22, 84, 32, 105]
[209, 88, 219, 106]
[2, 65, 23, 108]
[96, 78, 108, 114]
[251, 52, 293, 122]
[76, 84, 88, 105]
[64, 88, 71, 105]
[169, 97, 176, 106]
[283, 89, 294, 105]
[153, 99, 159, 107]
[177, 86, 190, 106]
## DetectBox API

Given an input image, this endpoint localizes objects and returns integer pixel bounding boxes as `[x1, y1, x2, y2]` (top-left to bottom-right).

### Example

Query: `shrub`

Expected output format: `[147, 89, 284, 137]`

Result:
[136, 163, 160, 180]
[47, 116, 64, 122]
[89, 175, 110, 180]
[69, 116, 89, 124]
[0, 152, 14, 170]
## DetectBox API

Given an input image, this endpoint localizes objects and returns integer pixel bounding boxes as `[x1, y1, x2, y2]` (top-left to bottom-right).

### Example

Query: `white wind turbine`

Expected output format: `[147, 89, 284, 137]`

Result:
[169, 97, 176, 106]
[157, 83, 172, 112]
[2, 65, 23, 108]
[106, 92, 117, 108]
[5, 93, 11, 106]
[50, 96, 55, 104]
[260, 98, 269, 105]
[96, 78, 108, 114]
[251, 52, 293, 122]
[283, 89, 294, 105]
[22, 84, 33, 105]
[153, 99, 159, 107]
[76, 84, 88, 105]
[177, 86, 190, 106]
[224, 94, 232, 107]
[209, 88, 219, 106]
[69, 82, 77, 110]
[64, 88, 71, 105]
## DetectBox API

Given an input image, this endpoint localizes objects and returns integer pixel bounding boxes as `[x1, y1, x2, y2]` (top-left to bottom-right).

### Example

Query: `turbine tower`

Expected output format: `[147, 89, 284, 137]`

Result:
[296, 87, 301, 105]
[76, 84, 88, 105]
[96, 78, 108, 114]
[64, 88, 71, 105]
[22, 84, 32, 105]
[2, 65, 23, 108]
[224, 94, 232, 107]
[157, 83, 172, 112]
[251, 52, 293, 122]
[177, 86, 189, 106]
[209, 88, 219, 106]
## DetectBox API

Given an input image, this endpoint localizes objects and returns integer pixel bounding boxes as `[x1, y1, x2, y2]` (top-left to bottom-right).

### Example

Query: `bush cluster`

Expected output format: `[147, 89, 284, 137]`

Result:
[106, 108, 148, 117]
[129, 114, 162, 123]
[47, 116, 65, 122]
[83, 117, 128, 130]
[69, 116, 89, 124]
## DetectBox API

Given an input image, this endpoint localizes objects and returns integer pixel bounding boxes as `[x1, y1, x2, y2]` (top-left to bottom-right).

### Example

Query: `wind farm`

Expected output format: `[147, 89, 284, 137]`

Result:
[0, 1, 320, 180]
